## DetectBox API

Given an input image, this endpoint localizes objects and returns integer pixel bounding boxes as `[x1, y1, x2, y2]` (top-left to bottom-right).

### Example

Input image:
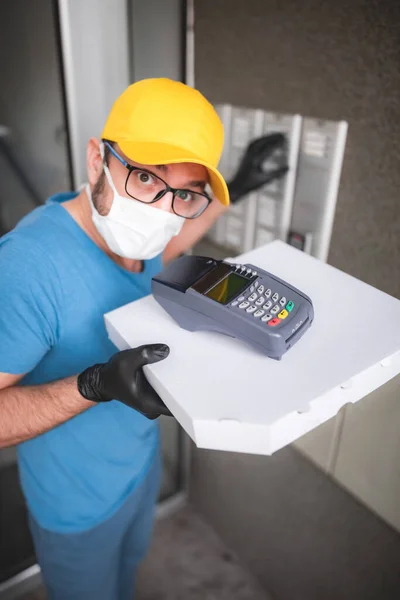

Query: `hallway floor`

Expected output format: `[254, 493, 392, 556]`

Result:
[20, 504, 270, 600]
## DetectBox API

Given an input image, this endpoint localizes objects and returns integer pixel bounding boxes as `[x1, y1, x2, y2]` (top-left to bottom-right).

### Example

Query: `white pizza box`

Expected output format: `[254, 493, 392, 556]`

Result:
[104, 241, 400, 455]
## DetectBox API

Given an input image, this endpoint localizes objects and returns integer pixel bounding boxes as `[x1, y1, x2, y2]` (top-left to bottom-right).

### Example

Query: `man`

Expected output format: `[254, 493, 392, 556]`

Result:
[0, 78, 231, 600]
[0, 78, 287, 599]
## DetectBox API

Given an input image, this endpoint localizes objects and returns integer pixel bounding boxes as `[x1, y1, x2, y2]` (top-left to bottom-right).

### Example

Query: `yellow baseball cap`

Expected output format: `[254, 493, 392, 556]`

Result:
[101, 78, 229, 206]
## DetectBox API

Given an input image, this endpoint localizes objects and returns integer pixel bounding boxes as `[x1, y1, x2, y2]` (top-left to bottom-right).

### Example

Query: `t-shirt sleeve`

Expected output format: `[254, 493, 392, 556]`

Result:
[0, 236, 63, 375]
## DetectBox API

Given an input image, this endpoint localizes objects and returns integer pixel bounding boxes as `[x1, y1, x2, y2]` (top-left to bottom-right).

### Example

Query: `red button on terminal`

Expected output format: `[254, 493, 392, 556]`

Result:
[268, 318, 280, 327]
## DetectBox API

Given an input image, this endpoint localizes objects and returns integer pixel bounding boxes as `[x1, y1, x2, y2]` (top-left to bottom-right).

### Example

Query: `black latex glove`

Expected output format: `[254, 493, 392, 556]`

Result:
[227, 132, 289, 203]
[77, 345, 172, 420]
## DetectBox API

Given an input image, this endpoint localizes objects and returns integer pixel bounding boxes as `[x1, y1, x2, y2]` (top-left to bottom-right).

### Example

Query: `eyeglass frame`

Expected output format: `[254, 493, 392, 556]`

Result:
[102, 141, 212, 220]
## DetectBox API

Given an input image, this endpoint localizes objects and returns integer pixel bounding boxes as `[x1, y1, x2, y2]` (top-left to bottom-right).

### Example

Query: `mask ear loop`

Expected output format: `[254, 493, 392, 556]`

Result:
[85, 142, 114, 218]
[99, 141, 118, 193]
[99, 140, 105, 160]
[85, 173, 102, 218]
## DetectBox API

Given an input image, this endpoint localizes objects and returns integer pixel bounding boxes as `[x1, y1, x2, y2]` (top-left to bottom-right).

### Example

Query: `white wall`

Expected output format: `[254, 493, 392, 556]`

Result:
[58, 0, 130, 188]
[129, 0, 183, 82]
[295, 375, 400, 531]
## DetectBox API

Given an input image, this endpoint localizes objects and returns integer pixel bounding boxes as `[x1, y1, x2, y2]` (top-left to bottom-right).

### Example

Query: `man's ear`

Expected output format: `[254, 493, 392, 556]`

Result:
[87, 138, 103, 186]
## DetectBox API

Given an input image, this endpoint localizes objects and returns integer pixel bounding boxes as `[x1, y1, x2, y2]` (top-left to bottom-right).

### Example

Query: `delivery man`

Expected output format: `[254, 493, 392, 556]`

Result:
[0, 78, 287, 600]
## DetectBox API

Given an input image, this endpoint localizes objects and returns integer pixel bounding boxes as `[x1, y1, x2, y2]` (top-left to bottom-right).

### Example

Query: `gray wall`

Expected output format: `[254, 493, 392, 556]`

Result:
[191, 1, 400, 598]
[0, 0, 70, 230]
[194, 0, 400, 300]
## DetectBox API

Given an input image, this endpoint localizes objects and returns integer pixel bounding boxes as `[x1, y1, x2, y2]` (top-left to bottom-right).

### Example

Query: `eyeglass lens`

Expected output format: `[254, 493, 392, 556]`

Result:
[126, 169, 209, 218]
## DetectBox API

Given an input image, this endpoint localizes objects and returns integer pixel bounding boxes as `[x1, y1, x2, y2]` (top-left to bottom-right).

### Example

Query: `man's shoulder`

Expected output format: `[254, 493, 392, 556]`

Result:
[0, 195, 76, 261]
[0, 225, 59, 289]
[0, 212, 71, 294]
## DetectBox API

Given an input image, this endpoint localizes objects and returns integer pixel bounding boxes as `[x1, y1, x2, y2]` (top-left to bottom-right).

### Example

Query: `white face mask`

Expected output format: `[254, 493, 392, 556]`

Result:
[86, 157, 184, 260]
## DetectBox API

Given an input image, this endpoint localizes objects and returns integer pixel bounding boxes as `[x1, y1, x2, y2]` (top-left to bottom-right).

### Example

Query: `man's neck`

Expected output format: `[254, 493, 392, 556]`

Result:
[62, 188, 144, 273]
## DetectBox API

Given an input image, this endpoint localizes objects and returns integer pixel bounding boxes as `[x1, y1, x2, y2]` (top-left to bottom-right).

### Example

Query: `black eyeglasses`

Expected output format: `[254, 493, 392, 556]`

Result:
[103, 142, 212, 219]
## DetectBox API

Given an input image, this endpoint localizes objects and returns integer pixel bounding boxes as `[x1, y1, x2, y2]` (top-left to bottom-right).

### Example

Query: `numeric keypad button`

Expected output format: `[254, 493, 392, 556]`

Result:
[246, 305, 257, 314]
[261, 313, 272, 322]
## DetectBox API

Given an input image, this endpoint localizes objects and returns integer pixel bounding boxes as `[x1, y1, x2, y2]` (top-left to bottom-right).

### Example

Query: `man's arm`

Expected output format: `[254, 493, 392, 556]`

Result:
[0, 343, 171, 449]
[0, 372, 92, 449]
[163, 197, 227, 263]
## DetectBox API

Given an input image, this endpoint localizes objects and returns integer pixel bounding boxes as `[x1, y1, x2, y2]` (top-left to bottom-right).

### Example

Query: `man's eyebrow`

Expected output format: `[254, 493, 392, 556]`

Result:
[129, 162, 168, 174]
[143, 164, 208, 188]
[185, 179, 207, 188]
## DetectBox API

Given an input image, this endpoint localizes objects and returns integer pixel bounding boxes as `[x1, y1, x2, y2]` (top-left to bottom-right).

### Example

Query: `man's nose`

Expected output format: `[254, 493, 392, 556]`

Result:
[154, 190, 174, 214]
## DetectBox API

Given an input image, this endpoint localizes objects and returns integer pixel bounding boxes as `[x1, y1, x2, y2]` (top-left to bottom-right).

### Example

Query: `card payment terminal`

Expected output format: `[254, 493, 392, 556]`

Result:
[152, 255, 314, 359]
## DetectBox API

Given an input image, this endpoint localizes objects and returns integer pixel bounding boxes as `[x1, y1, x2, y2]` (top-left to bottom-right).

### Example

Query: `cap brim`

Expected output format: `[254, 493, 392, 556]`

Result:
[118, 140, 230, 207]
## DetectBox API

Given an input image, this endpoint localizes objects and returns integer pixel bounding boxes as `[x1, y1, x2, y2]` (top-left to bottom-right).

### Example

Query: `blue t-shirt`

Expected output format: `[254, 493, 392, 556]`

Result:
[0, 192, 163, 532]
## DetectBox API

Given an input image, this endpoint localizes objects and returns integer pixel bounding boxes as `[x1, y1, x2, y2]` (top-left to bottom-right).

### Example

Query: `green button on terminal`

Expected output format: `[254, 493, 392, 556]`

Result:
[286, 301, 294, 312]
